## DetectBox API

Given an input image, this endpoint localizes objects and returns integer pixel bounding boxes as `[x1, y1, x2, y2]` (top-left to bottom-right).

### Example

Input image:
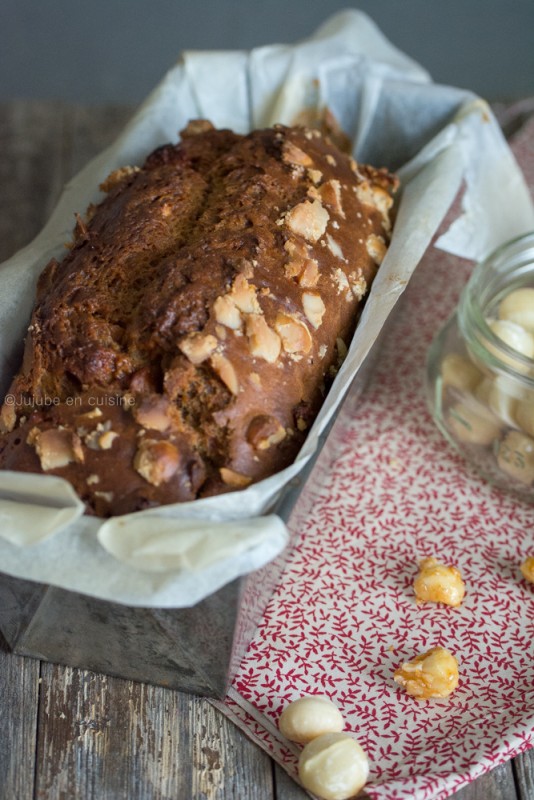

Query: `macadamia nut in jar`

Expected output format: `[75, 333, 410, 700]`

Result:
[427, 232, 534, 503]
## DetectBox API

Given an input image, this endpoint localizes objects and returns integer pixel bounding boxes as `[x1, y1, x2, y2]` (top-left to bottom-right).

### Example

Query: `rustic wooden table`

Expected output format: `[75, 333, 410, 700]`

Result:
[0, 101, 532, 800]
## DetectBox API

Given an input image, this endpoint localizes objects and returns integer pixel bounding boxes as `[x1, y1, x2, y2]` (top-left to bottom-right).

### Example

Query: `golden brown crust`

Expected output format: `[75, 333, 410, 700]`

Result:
[0, 123, 396, 516]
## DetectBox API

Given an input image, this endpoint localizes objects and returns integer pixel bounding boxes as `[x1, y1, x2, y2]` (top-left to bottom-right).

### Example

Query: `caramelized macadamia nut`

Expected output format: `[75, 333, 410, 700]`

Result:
[394, 647, 459, 700]
[278, 696, 344, 744]
[520, 555, 534, 583]
[298, 732, 369, 800]
[413, 557, 466, 607]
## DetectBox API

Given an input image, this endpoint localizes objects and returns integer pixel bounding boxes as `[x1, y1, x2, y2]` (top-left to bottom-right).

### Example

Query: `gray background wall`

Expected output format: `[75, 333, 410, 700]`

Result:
[1, 0, 533, 106]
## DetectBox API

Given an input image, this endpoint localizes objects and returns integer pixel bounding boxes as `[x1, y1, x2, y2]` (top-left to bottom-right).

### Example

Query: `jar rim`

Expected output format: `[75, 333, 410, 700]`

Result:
[458, 230, 534, 384]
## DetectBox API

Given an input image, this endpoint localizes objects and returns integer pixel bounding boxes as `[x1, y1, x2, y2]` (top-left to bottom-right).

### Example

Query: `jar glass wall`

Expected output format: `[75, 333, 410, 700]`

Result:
[426, 231, 534, 501]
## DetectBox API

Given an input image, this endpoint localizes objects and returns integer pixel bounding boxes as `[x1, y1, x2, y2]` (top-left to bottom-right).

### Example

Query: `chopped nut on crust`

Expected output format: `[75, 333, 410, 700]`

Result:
[133, 439, 180, 486]
[282, 141, 313, 167]
[71, 432, 85, 463]
[325, 234, 346, 261]
[0, 403, 16, 434]
[236, 258, 255, 280]
[349, 269, 368, 300]
[210, 353, 240, 395]
[245, 314, 282, 363]
[307, 168, 323, 185]
[306, 185, 320, 202]
[28, 427, 84, 471]
[230, 274, 261, 314]
[284, 259, 303, 279]
[26, 427, 40, 447]
[274, 313, 313, 354]
[180, 119, 215, 137]
[220, 467, 252, 488]
[366, 233, 387, 265]
[214, 294, 242, 329]
[94, 490, 114, 503]
[86, 474, 100, 485]
[99, 165, 140, 193]
[298, 259, 320, 288]
[318, 179, 345, 218]
[76, 408, 103, 422]
[302, 292, 326, 329]
[285, 199, 329, 243]
[332, 268, 350, 295]
[84, 423, 118, 451]
[284, 239, 309, 261]
[98, 431, 119, 450]
[178, 332, 218, 365]
[247, 415, 287, 450]
[355, 182, 393, 227]
[133, 397, 171, 432]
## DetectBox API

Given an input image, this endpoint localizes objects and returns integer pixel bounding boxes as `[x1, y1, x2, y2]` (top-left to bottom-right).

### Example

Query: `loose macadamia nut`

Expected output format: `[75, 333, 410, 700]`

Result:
[413, 557, 466, 607]
[498, 288, 534, 332]
[520, 555, 534, 583]
[393, 646, 459, 700]
[298, 732, 369, 800]
[278, 696, 344, 744]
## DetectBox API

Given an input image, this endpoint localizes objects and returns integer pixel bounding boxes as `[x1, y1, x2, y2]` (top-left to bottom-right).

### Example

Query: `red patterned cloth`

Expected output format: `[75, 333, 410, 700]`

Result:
[215, 115, 534, 800]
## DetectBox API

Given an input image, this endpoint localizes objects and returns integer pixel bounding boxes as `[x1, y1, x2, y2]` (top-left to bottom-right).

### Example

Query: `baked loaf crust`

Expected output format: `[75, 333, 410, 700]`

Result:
[0, 121, 397, 516]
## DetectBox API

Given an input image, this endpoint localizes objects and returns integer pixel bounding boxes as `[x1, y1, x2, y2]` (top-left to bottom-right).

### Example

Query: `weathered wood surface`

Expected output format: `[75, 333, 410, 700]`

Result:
[0, 100, 531, 800]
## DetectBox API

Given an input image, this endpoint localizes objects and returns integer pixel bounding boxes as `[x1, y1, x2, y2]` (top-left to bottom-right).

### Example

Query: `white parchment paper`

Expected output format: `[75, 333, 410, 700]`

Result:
[0, 10, 533, 607]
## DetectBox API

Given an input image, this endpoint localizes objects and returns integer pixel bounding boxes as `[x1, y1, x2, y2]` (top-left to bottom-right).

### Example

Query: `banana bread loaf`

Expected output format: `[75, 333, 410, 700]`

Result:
[0, 121, 397, 517]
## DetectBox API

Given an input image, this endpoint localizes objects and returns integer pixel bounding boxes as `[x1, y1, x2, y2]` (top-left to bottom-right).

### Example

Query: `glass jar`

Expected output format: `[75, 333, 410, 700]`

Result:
[426, 231, 534, 502]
